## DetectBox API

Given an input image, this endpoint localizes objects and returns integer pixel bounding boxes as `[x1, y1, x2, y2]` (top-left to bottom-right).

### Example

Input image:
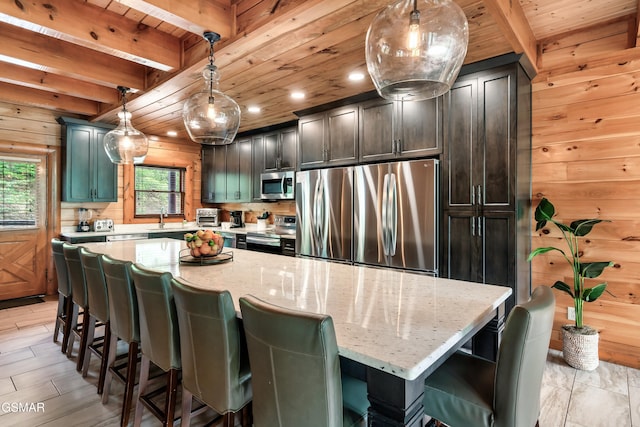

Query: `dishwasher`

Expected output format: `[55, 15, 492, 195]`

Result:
[106, 233, 149, 242]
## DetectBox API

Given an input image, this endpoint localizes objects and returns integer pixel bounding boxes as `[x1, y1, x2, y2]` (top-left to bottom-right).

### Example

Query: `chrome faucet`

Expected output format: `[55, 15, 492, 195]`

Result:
[159, 208, 165, 229]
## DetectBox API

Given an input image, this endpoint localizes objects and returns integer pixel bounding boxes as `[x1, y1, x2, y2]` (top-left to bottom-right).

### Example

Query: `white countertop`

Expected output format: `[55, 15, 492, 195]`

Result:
[60, 222, 276, 239]
[81, 238, 510, 381]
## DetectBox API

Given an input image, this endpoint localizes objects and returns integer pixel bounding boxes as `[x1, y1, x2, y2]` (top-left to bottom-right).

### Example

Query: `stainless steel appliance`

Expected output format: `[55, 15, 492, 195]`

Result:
[274, 215, 296, 235]
[196, 208, 220, 227]
[246, 231, 282, 254]
[296, 159, 438, 274]
[260, 171, 295, 200]
[296, 167, 353, 263]
[354, 159, 438, 274]
[230, 210, 244, 228]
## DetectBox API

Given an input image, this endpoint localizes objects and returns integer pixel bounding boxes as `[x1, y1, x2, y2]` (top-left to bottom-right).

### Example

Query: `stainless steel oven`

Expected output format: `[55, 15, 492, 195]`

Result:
[246, 232, 282, 254]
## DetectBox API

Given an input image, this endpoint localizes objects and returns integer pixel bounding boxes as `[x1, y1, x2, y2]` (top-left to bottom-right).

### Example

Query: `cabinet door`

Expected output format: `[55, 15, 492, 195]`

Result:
[238, 138, 252, 202]
[226, 140, 242, 201]
[64, 125, 93, 202]
[443, 78, 477, 210]
[480, 211, 516, 312]
[442, 210, 480, 282]
[263, 132, 279, 171]
[299, 114, 326, 169]
[398, 98, 441, 158]
[359, 98, 395, 162]
[93, 128, 117, 202]
[279, 127, 297, 170]
[479, 70, 516, 211]
[252, 135, 264, 201]
[327, 106, 358, 166]
[201, 146, 226, 202]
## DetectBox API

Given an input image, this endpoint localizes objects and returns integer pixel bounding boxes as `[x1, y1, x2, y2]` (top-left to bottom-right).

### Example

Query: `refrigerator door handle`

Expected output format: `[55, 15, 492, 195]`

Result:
[313, 175, 324, 250]
[381, 173, 390, 256]
[388, 173, 398, 256]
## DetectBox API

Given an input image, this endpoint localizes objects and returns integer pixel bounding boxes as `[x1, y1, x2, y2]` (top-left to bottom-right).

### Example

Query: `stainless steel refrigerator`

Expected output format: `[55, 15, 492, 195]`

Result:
[354, 159, 439, 274]
[296, 167, 353, 263]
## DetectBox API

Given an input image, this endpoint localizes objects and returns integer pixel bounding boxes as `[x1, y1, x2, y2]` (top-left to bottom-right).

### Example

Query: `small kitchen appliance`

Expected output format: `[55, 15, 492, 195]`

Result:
[77, 208, 92, 232]
[93, 218, 114, 232]
[230, 210, 244, 228]
[196, 208, 220, 227]
[260, 171, 295, 200]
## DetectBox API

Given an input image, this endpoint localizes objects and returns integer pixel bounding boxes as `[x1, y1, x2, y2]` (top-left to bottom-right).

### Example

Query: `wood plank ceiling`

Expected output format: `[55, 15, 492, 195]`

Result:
[0, 0, 637, 139]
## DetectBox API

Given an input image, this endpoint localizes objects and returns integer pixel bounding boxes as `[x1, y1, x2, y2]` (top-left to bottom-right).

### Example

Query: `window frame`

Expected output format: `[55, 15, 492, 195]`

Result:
[133, 164, 186, 219]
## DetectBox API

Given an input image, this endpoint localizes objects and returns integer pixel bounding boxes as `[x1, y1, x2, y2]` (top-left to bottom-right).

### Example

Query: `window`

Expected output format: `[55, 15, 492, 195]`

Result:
[134, 165, 185, 217]
[0, 158, 40, 228]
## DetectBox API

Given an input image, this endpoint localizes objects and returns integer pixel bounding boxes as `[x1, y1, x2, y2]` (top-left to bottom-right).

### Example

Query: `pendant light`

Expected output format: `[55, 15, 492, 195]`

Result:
[103, 86, 148, 164]
[182, 31, 241, 145]
[365, 0, 469, 101]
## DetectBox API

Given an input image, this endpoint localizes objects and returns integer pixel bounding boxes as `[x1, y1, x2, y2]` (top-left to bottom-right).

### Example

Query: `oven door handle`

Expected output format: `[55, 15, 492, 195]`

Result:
[246, 235, 281, 247]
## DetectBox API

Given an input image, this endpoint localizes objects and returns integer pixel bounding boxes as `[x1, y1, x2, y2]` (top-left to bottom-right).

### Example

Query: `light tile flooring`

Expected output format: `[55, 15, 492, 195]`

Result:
[0, 296, 638, 426]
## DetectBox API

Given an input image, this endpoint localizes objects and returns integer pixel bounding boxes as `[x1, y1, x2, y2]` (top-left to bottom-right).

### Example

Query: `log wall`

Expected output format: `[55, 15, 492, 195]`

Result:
[532, 29, 640, 368]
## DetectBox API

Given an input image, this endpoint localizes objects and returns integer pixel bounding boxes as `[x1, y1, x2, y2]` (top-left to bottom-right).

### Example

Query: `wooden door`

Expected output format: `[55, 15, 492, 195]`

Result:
[0, 152, 50, 300]
[358, 98, 395, 162]
[279, 127, 297, 170]
[398, 97, 441, 158]
[251, 135, 264, 201]
[299, 113, 326, 168]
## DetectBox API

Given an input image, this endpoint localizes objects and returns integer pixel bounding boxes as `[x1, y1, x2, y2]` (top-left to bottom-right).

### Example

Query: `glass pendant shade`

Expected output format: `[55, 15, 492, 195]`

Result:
[103, 99, 148, 164]
[183, 32, 241, 145]
[366, 0, 469, 101]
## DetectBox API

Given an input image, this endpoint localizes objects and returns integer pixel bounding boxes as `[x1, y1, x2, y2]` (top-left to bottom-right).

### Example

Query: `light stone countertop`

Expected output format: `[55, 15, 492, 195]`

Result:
[60, 222, 268, 239]
[81, 238, 510, 381]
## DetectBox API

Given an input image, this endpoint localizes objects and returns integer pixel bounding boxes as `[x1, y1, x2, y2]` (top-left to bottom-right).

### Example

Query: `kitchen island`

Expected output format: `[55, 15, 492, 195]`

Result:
[82, 238, 511, 427]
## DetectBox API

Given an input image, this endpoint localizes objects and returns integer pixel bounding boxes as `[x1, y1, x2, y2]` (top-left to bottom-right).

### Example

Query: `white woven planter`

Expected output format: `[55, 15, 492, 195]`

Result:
[562, 325, 599, 371]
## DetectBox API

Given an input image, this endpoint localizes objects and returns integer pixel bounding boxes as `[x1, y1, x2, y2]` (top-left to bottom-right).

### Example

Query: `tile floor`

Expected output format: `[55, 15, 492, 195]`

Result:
[0, 296, 638, 426]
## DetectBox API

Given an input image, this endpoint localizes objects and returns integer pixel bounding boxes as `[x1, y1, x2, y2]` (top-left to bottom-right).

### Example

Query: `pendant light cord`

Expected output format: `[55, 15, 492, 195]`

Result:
[117, 85, 130, 134]
[208, 39, 215, 103]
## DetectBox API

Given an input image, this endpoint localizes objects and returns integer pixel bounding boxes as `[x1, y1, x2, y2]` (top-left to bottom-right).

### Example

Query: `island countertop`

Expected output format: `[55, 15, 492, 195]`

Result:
[81, 238, 511, 381]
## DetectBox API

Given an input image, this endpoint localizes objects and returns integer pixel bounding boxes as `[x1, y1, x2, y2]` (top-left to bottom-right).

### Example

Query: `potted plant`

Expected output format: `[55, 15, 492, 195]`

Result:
[528, 198, 613, 370]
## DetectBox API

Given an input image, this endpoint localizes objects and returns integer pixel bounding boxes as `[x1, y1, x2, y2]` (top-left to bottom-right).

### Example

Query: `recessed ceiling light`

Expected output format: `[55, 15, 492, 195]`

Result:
[291, 91, 305, 99]
[248, 106, 261, 113]
[167, 130, 178, 137]
[349, 72, 365, 81]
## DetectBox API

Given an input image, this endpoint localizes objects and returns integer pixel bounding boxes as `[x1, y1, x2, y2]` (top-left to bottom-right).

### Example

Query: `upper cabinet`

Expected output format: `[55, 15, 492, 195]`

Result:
[359, 97, 441, 163]
[263, 127, 297, 172]
[57, 117, 117, 203]
[298, 105, 359, 169]
[201, 138, 252, 203]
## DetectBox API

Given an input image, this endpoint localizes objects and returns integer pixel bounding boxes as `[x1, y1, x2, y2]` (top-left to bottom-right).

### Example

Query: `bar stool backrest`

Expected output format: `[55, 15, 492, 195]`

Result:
[63, 243, 87, 308]
[79, 248, 109, 323]
[100, 254, 139, 344]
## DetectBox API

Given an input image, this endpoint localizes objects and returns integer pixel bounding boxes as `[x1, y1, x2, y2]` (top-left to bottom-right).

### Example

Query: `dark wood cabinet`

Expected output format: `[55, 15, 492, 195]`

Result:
[58, 117, 117, 202]
[298, 105, 358, 169]
[201, 138, 252, 203]
[441, 61, 532, 315]
[359, 97, 441, 163]
[252, 134, 265, 201]
[264, 127, 297, 171]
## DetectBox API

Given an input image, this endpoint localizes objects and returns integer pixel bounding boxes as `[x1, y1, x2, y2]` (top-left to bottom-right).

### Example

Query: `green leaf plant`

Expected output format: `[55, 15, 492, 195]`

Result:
[527, 198, 613, 330]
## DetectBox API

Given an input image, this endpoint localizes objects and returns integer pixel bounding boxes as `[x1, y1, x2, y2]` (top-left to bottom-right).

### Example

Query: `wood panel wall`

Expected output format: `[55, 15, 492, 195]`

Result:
[532, 29, 640, 368]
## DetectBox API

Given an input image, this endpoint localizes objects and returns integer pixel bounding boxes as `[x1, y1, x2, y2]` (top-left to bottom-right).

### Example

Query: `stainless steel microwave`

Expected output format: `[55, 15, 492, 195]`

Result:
[260, 171, 295, 200]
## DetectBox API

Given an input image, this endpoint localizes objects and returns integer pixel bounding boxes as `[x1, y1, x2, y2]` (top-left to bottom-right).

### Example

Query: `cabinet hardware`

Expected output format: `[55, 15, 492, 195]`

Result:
[471, 188, 475, 205]
[471, 215, 475, 236]
[477, 185, 482, 206]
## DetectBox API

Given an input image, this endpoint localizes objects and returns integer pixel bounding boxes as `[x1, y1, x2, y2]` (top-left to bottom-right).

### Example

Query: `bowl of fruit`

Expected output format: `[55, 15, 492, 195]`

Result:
[184, 230, 225, 257]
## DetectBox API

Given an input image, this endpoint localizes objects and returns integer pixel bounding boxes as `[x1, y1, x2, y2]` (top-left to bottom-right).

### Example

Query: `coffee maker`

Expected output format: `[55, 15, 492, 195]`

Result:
[230, 210, 243, 228]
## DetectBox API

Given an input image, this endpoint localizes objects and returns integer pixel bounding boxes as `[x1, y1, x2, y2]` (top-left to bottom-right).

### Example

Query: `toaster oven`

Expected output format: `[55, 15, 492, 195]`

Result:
[196, 208, 220, 227]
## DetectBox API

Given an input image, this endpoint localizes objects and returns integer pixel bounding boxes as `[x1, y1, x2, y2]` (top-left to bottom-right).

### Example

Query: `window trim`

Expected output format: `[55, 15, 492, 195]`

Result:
[133, 164, 186, 219]
[122, 155, 197, 225]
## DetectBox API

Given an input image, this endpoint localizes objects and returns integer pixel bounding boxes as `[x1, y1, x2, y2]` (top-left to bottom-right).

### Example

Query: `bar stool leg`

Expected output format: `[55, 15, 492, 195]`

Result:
[134, 355, 151, 427]
[180, 389, 193, 427]
[165, 368, 179, 426]
[96, 321, 111, 394]
[121, 341, 139, 427]
[79, 314, 95, 373]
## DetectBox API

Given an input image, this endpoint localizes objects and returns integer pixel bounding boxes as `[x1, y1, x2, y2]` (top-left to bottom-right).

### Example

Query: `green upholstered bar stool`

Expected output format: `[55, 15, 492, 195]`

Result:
[100, 254, 140, 427]
[63, 242, 92, 370]
[51, 238, 74, 354]
[171, 277, 252, 427]
[423, 286, 555, 427]
[78, 247, 110, 394]
[239, 295, 369, 427]
[130, 263, 181, 427]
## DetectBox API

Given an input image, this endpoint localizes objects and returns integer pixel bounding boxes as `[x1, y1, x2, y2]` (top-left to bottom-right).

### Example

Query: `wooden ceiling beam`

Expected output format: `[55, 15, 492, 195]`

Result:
[0, 62, 118, 104]
[115, 0, 232, 38]
[0, 0, 181, 71]
[0, 81, 100, 115]
[0, 22, 146, 91]
[482, 0, 539, 73]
